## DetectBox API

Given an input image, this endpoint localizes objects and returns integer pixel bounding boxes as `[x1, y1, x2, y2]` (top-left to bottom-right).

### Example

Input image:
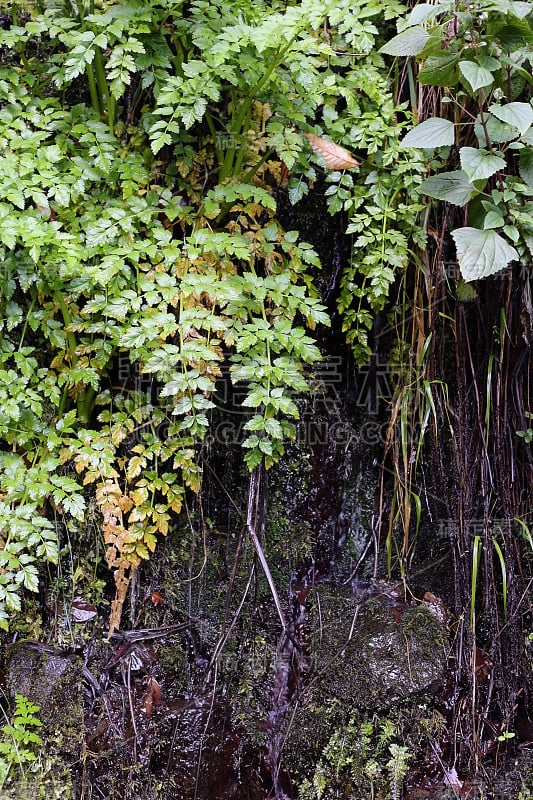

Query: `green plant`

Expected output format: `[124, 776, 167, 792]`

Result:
[375, 0, 533, 773]
[299, 714, 412, 800]
[386, 743, 410, 800]
[0, 694, 43, 788]
[517, 428, 533, 443]
[381, 0, 533, 281]
[0, 0, 342, 630]
[0, 0, 423, 631]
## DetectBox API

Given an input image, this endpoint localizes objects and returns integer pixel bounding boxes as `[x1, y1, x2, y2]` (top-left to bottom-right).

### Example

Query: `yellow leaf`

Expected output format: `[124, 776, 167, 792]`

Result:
[130, 486, 149, 506]
[126, 455, 146, 481]
[111, 427, 128, 447]
[135, 541, 150, 560]
[304, 133, 360, 170]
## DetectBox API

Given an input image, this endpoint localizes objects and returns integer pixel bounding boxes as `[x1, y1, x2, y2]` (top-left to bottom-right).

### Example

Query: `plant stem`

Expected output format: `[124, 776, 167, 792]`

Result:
[87, 63, 102, 117]
[94, 47, 115, 133]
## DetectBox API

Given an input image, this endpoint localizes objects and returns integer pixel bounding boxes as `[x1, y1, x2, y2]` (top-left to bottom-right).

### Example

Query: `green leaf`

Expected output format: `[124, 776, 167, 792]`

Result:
[504, 224, 520, 243]
[478, 55, 501, 71]
[380, 26, 431, 56]
[493, 17, 533, 49]
[399, 117, 455, 149]
[456, 280, 478, 302]
[489, 102, 533, 136]
[459, 61, 494, 92]
[459, 147, 506, 181]
[510, 1, 533, 18]
[418, 53, 459, 86]
[474, 114, 517, 146]
[420, 170, 476, 206]
[483, 211, 504, 229]
[452, 227, 518, 281]
[519, 148, 533, 187]
[404, 3, 451, 26]
[20, 565, 39, 592]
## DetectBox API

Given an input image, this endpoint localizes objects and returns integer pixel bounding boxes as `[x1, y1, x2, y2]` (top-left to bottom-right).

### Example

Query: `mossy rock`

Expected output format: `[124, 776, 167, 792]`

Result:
[284, 588, 448, 779]
[493, 750, 533, 799]
[3, 643, 84, 798]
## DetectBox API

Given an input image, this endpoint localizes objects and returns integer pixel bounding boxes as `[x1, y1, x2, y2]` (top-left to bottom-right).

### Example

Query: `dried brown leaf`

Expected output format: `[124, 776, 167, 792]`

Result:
[141, 676, 161, 717]
[71, 597, 98, 623]
[304, 133, 360, 170]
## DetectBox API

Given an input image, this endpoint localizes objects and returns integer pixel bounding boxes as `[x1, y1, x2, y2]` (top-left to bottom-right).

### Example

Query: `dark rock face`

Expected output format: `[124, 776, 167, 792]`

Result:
[309, 591, 446, 707]
[283, 588, 448, 779]
[5, 643, 83, 798]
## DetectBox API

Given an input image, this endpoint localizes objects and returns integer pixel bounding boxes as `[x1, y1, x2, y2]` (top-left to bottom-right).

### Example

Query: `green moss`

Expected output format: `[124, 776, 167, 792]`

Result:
[4, 646, 84, 798]
[284, 589, 448, 783]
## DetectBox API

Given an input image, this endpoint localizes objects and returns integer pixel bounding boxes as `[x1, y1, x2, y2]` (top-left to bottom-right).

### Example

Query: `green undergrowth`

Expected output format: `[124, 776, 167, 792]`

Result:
[298, 707, 447, 800]
[0, 0, 426, 632]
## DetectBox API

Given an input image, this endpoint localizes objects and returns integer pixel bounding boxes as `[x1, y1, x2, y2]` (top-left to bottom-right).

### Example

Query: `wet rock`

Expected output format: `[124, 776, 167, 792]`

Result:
[493, 750, 533, 799]
[4, 642, 84, 798]
[283, 587, 448, 780]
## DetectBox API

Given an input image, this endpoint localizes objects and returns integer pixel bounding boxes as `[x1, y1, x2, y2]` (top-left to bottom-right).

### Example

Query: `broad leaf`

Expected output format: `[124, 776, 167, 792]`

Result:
[510, 1, 533, 18]
[459, 147, 506, 181]
[489, 102, 533, 136]
[452, 227, 518, 281]
[519, 147, 533, 187]
[418, 53, 459, 86]
[494, 18, 533, 49]
[483, 211, 504, 229]
[475, 114, 517, 146]
[399, 117, 455, 149]
[404, 2, 451, 26]
[459, 61, 494, 92]
[380, 26, 431, 56]
[420, 170, 476, 206]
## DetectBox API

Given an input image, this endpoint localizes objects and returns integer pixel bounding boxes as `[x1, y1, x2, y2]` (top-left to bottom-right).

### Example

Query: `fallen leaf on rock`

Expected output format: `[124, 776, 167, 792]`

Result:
[141, 676, 161, 717]
[151, 591, 164, 606]
[71, 597, 98, 623]
[391, 607, 403, 624]
[304, 133, 360, 170]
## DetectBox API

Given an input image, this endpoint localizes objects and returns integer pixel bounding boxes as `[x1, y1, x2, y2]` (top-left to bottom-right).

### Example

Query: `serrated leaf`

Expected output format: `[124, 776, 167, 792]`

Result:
[452, 227, 518, 281]
[460, 147, 506, 181]
[519, 147, 533, 187]
[405, 3, 450, 26]
[489, 102, 533, 136]
[5, 588, 21, 611]
[399, 117, 455, 149]
[459, 61, 494, 92]
[478, 55, 501, 71]
[494, 18, 533, 49]
[63, 493, 86, 521]
[288, 181, 307, 204]
[304, 133, 359, 169]
[474, 114, 517, 146]
[456, 279, 478, 302]
[420, 170, 476, 206]
[380, 26, 431, 56]
[483, 211, 504, 229]
[509, 1, 532, 17]
[21, 565, 38, 592]
[418, 53, 459, 86]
